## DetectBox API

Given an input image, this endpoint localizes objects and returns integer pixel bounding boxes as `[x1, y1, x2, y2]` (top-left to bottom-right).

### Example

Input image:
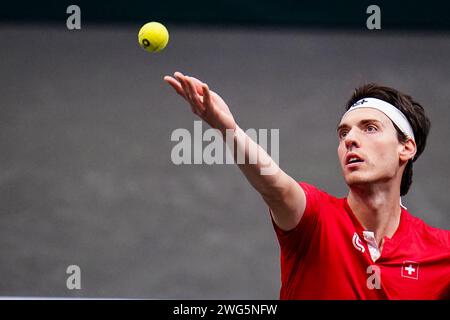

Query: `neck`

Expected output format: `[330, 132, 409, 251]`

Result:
[347, 184, 402, 249]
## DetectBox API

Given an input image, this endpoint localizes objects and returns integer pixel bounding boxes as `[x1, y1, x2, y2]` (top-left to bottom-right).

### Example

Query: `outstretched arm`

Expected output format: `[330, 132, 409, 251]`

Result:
[164, 72, 306, 231]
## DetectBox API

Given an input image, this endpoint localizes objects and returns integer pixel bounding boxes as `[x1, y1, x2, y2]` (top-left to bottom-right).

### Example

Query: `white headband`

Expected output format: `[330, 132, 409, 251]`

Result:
[343, 98, 415, 141]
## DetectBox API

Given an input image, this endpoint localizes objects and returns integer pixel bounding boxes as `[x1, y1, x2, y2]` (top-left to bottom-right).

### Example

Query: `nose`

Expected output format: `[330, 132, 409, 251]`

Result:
[344, 129, 360, 150]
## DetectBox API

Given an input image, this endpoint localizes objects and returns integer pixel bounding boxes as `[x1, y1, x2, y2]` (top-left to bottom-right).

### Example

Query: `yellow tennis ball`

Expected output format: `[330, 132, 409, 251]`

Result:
[138, 22, 169, 53]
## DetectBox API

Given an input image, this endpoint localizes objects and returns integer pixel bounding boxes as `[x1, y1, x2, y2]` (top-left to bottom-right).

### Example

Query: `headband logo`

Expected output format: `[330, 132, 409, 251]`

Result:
[351, 99, 368, 108]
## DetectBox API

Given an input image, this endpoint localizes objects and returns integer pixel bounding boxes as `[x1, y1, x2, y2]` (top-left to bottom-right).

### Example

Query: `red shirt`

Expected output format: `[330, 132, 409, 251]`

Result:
[271, 182, 450, 299]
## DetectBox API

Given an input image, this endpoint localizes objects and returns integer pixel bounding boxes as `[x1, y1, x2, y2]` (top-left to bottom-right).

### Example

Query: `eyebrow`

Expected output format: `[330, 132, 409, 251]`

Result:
[336, 119, 384, 133]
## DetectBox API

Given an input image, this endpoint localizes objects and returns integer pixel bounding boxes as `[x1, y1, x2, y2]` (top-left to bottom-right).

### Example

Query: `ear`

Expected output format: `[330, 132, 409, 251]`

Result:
[399, 138, 416, 163]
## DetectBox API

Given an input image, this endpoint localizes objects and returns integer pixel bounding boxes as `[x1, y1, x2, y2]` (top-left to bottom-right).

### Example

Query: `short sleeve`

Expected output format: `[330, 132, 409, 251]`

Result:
[270, 182, 323, 258]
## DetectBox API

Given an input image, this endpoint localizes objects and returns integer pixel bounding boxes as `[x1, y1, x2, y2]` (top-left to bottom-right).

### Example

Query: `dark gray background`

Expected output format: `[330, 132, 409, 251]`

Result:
[0, 24, 449, 299]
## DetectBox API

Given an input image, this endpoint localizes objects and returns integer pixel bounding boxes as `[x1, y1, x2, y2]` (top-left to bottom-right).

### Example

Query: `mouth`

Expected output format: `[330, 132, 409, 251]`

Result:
[345, 153, 364, 168]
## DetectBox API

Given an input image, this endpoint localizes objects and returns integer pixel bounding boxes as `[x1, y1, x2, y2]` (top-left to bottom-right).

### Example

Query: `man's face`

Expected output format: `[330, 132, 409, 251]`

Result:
[337, 108, 404, 188]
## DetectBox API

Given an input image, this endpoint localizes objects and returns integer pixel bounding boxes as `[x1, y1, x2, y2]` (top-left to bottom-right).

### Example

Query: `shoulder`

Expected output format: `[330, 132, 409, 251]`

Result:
[298, 181, 343, 209]
[406, 213, 450, 249]
[295, 182, 345, 226]
[273, 182, 342, 253]
[298, 182, 339, 202]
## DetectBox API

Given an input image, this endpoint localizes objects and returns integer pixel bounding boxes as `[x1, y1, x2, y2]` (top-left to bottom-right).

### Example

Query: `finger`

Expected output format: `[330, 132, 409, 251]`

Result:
[174, 72, 207, 118]
[164, 75, 179, 84]
[188, 76, 206, 95]
[174, 74, 204, 115]
[202, 84, 212, 108]
[164, 76, 186, 98]
[174, 71, 184, 79]
[183, 76, 205, 115]
[174, 72, 190, 94]
[186, 77, 206, 113]
[176, 74, 193, 102]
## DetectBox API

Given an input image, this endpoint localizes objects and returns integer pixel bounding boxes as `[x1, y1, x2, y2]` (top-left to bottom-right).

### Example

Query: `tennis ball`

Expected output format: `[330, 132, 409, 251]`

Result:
[138, 22, 169, 53]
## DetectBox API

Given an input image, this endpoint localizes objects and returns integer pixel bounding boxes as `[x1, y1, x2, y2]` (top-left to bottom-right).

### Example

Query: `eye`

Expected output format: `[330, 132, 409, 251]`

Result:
[366, 125, 378, 133]
[338, 130, 348, 139]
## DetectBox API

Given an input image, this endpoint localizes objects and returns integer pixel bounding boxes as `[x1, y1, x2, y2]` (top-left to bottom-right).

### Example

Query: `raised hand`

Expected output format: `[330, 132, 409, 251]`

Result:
[164, 72, 304, 232]
[164, 72, 237, 135]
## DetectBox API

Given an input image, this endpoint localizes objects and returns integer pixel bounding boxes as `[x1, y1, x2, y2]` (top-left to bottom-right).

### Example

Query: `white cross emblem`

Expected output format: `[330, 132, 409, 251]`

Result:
[405, 265, 415, 275]
[401, 261, 419, 280]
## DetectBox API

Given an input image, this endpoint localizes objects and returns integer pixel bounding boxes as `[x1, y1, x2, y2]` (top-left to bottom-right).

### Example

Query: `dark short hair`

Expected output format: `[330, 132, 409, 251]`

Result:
[345, 84, 431, 196]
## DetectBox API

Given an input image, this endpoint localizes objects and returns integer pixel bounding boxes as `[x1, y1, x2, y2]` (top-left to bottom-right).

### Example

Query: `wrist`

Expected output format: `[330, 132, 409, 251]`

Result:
[219, 123, 239, 138]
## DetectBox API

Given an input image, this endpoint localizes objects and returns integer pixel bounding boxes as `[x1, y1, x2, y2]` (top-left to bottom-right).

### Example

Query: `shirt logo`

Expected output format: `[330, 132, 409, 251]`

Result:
[352, 233, 365, 253]
[401, 261, 419, 280]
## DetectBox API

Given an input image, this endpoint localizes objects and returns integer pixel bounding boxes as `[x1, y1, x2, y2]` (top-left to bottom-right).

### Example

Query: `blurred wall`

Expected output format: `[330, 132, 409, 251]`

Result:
[1, 2, 450, 299]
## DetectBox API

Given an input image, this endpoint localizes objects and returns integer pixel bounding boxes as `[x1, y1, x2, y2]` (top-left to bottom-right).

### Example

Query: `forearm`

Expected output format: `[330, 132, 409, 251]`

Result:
[226, 125, 291, 200]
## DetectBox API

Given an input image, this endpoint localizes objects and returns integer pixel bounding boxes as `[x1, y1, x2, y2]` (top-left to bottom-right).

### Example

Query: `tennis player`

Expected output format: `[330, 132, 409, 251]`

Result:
[164, 72, 450, 299]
